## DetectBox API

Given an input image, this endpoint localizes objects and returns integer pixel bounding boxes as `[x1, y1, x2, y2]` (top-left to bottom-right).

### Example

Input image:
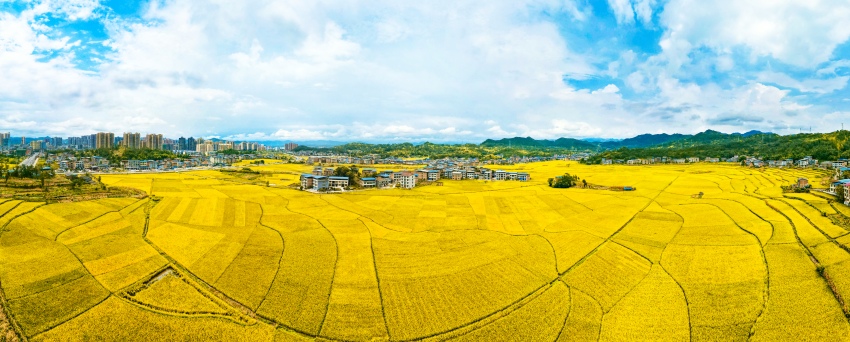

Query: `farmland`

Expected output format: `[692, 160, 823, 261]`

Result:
[2, 162, 849, 341]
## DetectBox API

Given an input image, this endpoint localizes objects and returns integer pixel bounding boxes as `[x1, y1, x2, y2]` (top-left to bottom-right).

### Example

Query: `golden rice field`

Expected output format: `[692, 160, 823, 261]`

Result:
[2, 161, 850, 341]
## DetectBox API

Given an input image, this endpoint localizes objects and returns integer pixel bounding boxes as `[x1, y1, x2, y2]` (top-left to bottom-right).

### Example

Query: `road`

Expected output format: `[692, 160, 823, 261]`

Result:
[20, 153, 40, 167]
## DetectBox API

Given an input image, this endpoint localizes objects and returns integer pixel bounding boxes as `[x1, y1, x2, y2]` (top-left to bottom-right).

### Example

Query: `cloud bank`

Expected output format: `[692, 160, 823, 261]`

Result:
[0, 0, 848, 141]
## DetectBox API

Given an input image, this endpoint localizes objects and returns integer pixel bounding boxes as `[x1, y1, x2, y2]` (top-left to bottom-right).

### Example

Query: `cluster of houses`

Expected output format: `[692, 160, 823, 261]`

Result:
[299, 154, 593, 167]
[606, 155, 829, 168]
[604, 156, 736, 165]
[45, 152, 267, 173]
[743, 156, 819, 168]
[300, 166, 531, 192]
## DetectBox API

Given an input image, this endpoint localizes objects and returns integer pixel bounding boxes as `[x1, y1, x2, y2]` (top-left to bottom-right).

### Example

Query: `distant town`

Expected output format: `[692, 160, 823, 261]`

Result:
[3, 131, 294, 173]
[7, 130, 850, 201]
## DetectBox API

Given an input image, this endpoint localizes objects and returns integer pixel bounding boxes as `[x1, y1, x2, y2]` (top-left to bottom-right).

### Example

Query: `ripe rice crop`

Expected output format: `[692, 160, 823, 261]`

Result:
[599, 265, 689, 341]
[2, 161, 846, 340]
[32, 297, 275, 342]
[751, 243, 850, 340]
[563, 242, 652, 312]
[557, 288, 601, 341]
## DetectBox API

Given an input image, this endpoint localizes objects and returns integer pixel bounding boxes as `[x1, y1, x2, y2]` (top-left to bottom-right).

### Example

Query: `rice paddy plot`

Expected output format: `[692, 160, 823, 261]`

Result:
[1, 162, 845, 341]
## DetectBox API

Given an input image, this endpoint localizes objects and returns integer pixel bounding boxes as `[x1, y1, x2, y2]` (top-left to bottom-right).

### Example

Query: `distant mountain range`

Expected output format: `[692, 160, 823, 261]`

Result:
[287, 129, 850, 161]
[481, 130, 772, 150]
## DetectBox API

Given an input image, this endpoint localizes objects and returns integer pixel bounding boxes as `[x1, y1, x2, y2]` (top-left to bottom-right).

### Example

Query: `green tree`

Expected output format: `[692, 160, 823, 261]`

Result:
[69, 175, 86, 190]
[333, 165, 362, 188]
[550, 173, 579, 188]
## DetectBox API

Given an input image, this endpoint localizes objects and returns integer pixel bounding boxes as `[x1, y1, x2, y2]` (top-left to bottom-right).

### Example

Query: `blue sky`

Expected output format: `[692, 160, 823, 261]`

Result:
[1, 0, 849, 142]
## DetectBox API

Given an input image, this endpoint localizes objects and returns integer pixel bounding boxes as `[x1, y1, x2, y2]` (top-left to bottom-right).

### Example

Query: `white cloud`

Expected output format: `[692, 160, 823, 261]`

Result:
[757, 71, 849, 94]
[607, 0, 635, 25]
[632, 0, 655, 24]
[0, 0, 848, 141]
[659, 0, 850, 67]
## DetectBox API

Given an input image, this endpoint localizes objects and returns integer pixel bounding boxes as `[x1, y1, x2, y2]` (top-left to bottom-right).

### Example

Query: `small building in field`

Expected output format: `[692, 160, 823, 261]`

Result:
[376, 174, 393, 188]
[396, 171, 416, 189]
[361, 177, 376, 188]
[427, 170, 440, 181]
[844, 183, 850, 205]
[313, 176, 329, 190]
[517, 173, 530, 182]
[300, 174, 315, 189]
[328, 176, 349, 189]
[415, 169, 430, 183]
[797, 178, 809, 188]
[830, 179, 850, 194]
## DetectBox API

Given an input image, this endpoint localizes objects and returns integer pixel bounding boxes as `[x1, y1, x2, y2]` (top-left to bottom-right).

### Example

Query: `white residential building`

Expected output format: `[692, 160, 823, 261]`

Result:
[395, 171, 416, 189]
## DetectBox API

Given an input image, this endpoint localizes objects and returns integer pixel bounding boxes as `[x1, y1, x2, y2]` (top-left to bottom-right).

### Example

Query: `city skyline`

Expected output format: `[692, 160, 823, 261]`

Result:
[1, 1, 849, 142]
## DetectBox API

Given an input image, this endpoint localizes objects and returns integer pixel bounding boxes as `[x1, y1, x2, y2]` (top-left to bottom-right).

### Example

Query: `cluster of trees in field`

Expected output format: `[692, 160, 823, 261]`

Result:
[333, 165, 363, 188]
[2, 165, 53, 181]
[0, 164, 56, 189]
[548, 173, 585, 188]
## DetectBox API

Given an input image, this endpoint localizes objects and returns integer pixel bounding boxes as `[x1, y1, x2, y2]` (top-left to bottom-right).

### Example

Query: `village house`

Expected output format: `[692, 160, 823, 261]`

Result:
[687, 157, 700, 163]
[415, 170, 429, 183]
[479, 169, 492, 180]
[494, 170, 507, 180]
[830, 179, 850, 194]
[313, 176, 329, 190]
[395, 171, 416, 189]
[360, 177, 377, 188]
[328, 176, 349, 189]
[376, 173, 393, 188]
[301, 174, 315, 189]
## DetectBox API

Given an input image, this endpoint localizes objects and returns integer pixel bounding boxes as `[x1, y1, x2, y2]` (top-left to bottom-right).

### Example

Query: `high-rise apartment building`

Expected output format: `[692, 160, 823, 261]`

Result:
[186, 137, 196, 151]
[144, 134, 163, 150]
[49, 137, 63, 148]
[123, 132, 141, 149]
[95, 132, 115, 149]
[0, 132, 9, 147]
[177, 137, 187, 150]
